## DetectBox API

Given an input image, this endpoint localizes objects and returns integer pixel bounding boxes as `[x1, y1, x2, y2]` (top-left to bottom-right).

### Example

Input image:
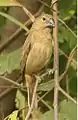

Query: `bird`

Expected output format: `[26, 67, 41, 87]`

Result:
[20, 13, 55, 109]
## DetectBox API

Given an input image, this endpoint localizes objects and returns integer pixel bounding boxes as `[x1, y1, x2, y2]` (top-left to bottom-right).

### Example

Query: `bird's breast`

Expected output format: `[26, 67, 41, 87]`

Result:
[26, 42, 52, 75]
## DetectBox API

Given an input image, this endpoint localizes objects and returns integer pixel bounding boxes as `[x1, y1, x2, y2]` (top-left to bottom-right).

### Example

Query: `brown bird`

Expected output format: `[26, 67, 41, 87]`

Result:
[21, 13, 55, 108]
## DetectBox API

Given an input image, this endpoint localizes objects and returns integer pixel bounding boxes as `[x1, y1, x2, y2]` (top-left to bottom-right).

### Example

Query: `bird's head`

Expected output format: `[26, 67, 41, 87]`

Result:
[32, 13, 55, 30]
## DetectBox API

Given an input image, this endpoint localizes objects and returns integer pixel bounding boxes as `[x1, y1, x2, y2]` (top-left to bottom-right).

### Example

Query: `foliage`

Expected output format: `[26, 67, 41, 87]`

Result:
[0, 0, 77, 120]
[0, 49, 21, 74]
[7, 110, 19, 120]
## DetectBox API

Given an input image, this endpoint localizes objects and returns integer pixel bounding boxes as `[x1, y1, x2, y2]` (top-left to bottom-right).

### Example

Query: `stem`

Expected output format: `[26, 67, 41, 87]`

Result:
[51, 0, 59, 120]
[58, 86, 76, 104]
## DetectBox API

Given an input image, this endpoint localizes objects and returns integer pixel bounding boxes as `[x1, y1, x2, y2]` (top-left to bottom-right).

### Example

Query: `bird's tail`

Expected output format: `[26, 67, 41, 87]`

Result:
[25, 74, 36, 108]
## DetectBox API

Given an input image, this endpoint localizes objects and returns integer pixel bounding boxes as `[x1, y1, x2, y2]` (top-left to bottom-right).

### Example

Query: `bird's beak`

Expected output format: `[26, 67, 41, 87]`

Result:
[47, 18, 55, 27]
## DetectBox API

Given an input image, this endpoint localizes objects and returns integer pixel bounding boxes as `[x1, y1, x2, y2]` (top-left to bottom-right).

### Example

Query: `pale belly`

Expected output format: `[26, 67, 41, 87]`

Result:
[26, 42, 52, 74]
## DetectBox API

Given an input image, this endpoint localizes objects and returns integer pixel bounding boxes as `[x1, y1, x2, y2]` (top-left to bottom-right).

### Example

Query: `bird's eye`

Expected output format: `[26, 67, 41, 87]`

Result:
[42, 17, 46, 21]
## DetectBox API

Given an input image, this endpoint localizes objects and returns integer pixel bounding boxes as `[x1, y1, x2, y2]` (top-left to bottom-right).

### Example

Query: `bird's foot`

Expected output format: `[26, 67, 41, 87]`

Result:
[46, 68, 55, 75]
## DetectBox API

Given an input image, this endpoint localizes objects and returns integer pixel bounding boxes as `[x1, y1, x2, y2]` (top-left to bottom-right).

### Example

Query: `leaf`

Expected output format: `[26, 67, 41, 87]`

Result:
[8, 110, 19, 120]
[15, 88, 27, 110]
[39, 100, 76, 120]
[0, 49, 21, 74]
[15, 88, 28, 120]
[38, 80, 54, 91]
[39, 110, 68, 120]
[0, 0, 19, 6]
[39, 110, 54, 120]
[59, 99, 77, 120]
[59, 25, 76, 50]
[68, 67, 77, 96]
[69, 77, 77, 96]
[59, 0, 76, 19]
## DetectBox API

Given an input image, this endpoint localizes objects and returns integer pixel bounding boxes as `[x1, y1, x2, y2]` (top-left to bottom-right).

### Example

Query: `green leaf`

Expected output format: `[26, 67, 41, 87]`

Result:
[59, 25, 76, 50]
[59, 0, 76, 19]
[39, 110, 54, 120]
[8, 110, 19, 120]
[69, 77, 77, 96]
[0, 0, 19, 6]
[15, 88, 27, 110]
[15, 88, 27, 120]
[38, 80, 54, 91]
[39, 101, 76, 120]
[0, 49, 21, 74]
[59, 99, 77, 120]
[68, 67, 77, 96]
[39, 110, 70, 120]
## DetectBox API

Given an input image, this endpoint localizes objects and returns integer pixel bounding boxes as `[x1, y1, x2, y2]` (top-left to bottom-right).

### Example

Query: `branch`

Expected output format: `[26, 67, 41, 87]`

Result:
[51, 0, 59, 120]
[59, 18, 77, 38]
[0, 75, 21, 87]
[58, 86, 76, 104]
[0, 76, 22, 99]
[59, 45, 77, 82]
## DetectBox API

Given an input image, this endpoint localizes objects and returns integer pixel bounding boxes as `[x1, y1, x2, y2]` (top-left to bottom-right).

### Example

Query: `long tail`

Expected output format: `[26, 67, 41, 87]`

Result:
[25, 74, 36, 108]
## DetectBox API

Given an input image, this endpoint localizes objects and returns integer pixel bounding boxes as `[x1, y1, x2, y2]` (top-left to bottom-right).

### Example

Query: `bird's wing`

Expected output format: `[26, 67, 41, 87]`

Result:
[20, 37, 31, 74]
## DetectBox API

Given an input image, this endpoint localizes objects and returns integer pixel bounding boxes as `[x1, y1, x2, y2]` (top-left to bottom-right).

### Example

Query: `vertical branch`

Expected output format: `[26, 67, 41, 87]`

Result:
[51, 0, 59, 120]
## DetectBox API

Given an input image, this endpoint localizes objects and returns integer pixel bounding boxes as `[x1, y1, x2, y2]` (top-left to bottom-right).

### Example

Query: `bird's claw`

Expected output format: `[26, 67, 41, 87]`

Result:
[47, 68, 55, 75]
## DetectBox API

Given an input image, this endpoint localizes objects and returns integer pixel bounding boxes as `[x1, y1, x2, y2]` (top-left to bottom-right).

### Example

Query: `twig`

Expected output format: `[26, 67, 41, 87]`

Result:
[38, 96, 52, 110]
[0, 76, 22, 99]
[59, 48, 76, 70]
[59, 18, 77, 38]
[15, 1, 35, 22]
[58, 86, 76, 104]
[37, 0, 50, 8]
[66, 75, 70, 98]
[0, 75, 21, 87]
[59, 45, 77, 82]
[0, 85, 26, 89]
[25, 77, 39, 120]
[52, 0, 59, 120]
[38, 90, 51, 102]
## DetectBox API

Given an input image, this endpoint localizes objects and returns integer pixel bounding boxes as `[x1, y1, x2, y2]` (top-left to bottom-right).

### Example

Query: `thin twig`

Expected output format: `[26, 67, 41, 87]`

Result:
[38, 90, 51, 102]
[38, 96, 52, 110]
[58, 86, 76, 104]
[16, 1, 35, 22]
[0, 75, 21, 87]
[37, 0, 50, 8]
[59, 18, 77, 38]
[0, 85, 26, 89]
[66, 75, 70, 98]
[59, 48, 76, 70]
[0, 76, 22, 99]
[59, 45, 77, 82]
